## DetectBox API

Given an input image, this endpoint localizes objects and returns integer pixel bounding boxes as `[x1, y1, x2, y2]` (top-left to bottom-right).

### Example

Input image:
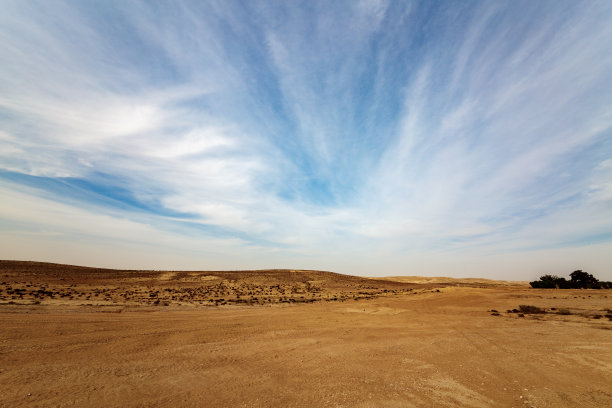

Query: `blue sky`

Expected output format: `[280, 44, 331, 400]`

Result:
[1, 0, 611, 279]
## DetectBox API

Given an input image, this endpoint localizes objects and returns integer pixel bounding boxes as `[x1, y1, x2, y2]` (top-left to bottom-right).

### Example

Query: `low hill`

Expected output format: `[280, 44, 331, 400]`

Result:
[376, 275, 529, 287]
[0, 260, 427, 307]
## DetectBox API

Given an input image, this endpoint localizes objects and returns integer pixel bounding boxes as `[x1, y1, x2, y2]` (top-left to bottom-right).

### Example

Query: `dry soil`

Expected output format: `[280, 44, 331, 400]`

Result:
[1, 261, 611, 407]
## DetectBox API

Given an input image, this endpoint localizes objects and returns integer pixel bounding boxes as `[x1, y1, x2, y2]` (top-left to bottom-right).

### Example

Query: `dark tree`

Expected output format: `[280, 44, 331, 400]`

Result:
[530, 270, 605, 289]
[529, 274, 569, 289]
[569, 270, 600, 289]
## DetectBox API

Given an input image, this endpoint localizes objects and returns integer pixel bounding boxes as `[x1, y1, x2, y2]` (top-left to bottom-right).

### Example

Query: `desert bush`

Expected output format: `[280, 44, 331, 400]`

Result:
[518, 305, 545, 314]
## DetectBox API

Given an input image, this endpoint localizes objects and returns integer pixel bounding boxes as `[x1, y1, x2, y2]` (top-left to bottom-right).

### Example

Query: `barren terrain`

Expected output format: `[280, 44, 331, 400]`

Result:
[1, 261, 611, 407]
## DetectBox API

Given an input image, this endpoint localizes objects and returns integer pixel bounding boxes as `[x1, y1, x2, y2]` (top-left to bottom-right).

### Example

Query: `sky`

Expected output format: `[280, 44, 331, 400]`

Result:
[1, 0, 611, 280]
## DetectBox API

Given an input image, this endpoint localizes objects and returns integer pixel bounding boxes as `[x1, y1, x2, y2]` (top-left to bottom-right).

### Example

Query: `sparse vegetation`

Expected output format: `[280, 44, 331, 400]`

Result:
[501, 304, 612, 321]
[518, 304, 545, 314]
[0, 261, 419, 307]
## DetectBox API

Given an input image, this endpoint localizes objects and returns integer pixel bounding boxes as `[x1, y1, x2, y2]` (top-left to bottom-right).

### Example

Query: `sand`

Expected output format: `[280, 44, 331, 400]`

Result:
[1, 261, 611, 407]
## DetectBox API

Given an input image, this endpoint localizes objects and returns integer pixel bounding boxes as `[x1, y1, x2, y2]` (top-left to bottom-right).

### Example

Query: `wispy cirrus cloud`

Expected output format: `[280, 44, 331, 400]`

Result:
[1, 0, 611, 278]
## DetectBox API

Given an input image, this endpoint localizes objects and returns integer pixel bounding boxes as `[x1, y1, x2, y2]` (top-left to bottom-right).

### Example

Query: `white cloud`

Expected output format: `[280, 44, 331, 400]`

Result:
[0, 1, 611, 279]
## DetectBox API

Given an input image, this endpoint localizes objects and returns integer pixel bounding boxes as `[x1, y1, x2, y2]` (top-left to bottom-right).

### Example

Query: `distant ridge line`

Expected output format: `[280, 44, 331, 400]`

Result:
[0, 260, 338, 275]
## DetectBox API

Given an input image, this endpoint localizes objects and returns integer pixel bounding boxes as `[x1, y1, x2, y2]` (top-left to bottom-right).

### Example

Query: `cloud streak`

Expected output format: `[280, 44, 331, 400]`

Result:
[1, 0, 611, 278]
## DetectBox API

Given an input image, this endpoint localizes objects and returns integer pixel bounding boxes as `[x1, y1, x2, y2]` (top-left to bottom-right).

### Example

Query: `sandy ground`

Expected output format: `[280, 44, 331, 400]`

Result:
[1, 262, 611, 407]
[378, 276, 530, 286]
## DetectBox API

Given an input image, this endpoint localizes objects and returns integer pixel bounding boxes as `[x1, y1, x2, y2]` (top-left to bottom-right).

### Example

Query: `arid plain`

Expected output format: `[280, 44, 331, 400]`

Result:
[1, 261, 611, 407]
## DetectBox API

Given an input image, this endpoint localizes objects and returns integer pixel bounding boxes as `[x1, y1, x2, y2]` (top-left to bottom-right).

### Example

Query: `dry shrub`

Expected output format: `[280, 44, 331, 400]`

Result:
[518, 305, 545, 314]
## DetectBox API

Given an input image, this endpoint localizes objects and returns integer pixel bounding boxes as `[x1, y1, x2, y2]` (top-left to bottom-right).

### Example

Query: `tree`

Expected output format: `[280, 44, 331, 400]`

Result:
[529, 274, 568, 289]
[569, 270, 600, 289]
[530, 270, 604, 289]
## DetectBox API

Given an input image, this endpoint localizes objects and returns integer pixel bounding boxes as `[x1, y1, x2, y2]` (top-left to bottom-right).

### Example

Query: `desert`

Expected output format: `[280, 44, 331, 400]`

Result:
[1, 260, 611, 407]
[3, 1, 612, 407]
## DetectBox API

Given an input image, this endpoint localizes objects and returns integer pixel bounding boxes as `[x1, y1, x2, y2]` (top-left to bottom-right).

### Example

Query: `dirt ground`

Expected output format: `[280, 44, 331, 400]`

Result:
[1, 262, 611, 407]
